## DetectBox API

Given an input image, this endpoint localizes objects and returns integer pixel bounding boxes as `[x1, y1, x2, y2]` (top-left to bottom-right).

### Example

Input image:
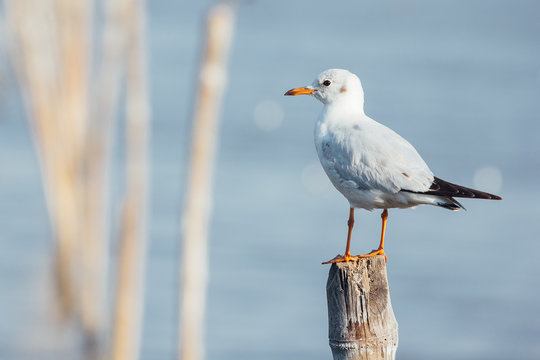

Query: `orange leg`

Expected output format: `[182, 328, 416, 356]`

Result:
[323, 208, 359, 264]
[359, 208, 388, 262]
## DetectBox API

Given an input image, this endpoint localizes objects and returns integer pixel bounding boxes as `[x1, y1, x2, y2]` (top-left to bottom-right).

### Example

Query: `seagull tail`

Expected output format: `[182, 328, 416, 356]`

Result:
[436, 197, 466, 211]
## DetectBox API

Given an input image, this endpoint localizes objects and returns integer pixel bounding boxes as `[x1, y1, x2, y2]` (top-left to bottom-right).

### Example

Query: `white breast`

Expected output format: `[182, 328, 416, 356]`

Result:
[314, 108, 434, 210]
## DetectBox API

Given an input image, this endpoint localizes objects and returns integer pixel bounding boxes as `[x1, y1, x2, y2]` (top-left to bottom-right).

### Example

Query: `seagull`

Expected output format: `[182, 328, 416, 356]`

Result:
[285, 69, 502, 264]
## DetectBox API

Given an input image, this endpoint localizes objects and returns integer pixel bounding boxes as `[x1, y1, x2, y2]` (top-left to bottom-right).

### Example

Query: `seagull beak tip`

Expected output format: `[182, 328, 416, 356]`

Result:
[284, 87, 316, 96]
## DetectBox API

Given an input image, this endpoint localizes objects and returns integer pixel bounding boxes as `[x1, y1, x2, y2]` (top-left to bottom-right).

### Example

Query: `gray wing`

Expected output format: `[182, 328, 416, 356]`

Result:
[318, 120, 434, 194]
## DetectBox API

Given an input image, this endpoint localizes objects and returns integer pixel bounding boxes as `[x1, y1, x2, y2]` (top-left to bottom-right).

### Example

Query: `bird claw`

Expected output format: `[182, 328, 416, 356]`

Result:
[322, 249, 388, 264]
[358, 249, 387, 262]
[322, 253, 359, 264]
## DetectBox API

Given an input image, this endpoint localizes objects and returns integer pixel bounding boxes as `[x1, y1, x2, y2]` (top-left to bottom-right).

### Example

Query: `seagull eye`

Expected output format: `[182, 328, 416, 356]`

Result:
[323, 80, 331, 86]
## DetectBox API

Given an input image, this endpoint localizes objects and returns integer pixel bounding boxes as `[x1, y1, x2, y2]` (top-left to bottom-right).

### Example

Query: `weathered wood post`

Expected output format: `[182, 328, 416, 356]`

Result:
[326, 255, 398, 360]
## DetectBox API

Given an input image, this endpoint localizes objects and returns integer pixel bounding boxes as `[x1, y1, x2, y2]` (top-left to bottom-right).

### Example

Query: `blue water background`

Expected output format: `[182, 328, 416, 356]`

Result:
[1, 0, 539, 359]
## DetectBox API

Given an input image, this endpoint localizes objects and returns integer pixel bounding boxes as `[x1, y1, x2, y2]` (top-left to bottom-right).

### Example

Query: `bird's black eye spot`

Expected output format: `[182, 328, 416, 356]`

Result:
[323, 80, 331, 86]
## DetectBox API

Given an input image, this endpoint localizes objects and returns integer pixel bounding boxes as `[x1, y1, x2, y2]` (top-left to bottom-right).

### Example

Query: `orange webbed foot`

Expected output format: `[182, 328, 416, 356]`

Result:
[358, 249, 387, 262]
[322, 253, 359, 264]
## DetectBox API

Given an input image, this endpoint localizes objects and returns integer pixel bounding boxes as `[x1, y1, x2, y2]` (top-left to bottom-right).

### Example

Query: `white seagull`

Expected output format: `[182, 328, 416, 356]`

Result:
[285, 69, 501, 264]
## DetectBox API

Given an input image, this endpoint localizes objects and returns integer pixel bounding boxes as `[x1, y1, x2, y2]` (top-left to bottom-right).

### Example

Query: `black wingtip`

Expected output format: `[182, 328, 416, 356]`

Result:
[425, 177, 502, 200]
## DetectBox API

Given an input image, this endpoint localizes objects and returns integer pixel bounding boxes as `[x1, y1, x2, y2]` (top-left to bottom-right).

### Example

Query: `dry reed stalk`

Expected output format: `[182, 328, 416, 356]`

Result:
[81, 0, 130, 353]
[52, 1, 100, 346]
[5, 0, 85, 320]
[110, 0, 150, 359]
[179, 4, 236, 360]
[7, 0, 151, 358]
[5, 1, 127, 357]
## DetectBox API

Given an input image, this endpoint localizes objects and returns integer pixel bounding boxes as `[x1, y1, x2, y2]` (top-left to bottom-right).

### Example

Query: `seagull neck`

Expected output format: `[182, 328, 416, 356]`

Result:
[324, 98, 365, 119]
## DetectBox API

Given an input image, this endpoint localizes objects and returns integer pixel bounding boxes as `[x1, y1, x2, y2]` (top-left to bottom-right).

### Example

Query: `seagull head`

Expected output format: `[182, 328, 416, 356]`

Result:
[285, 69, 365, 107]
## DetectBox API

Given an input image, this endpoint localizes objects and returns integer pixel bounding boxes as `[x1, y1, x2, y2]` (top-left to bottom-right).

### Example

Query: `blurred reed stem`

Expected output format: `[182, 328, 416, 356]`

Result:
[5, 0, 90, 322]
[179, 3, 236, 360]
[110, 0, 150, 359]
[5, 0, 150, 358]
[82, 0, 130, 353]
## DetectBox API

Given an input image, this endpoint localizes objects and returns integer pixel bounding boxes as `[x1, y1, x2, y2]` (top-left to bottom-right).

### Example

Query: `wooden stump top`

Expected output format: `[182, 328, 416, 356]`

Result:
[326, 255, 398, 360]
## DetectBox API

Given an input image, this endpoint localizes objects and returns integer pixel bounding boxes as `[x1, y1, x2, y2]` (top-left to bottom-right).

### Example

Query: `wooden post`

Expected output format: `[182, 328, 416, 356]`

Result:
[326, 256, 398, 360]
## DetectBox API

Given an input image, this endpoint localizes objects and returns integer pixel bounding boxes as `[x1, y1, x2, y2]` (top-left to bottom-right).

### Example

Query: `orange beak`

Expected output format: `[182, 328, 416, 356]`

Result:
[284, 87, 317, 96]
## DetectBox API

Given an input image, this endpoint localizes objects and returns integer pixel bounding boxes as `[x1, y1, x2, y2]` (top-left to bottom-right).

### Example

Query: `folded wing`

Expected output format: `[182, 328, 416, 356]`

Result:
[318, 117, 435, 194]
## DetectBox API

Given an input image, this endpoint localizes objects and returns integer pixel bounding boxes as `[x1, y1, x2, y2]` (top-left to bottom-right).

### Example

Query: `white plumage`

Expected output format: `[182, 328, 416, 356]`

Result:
[285, 68, 501, 263]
